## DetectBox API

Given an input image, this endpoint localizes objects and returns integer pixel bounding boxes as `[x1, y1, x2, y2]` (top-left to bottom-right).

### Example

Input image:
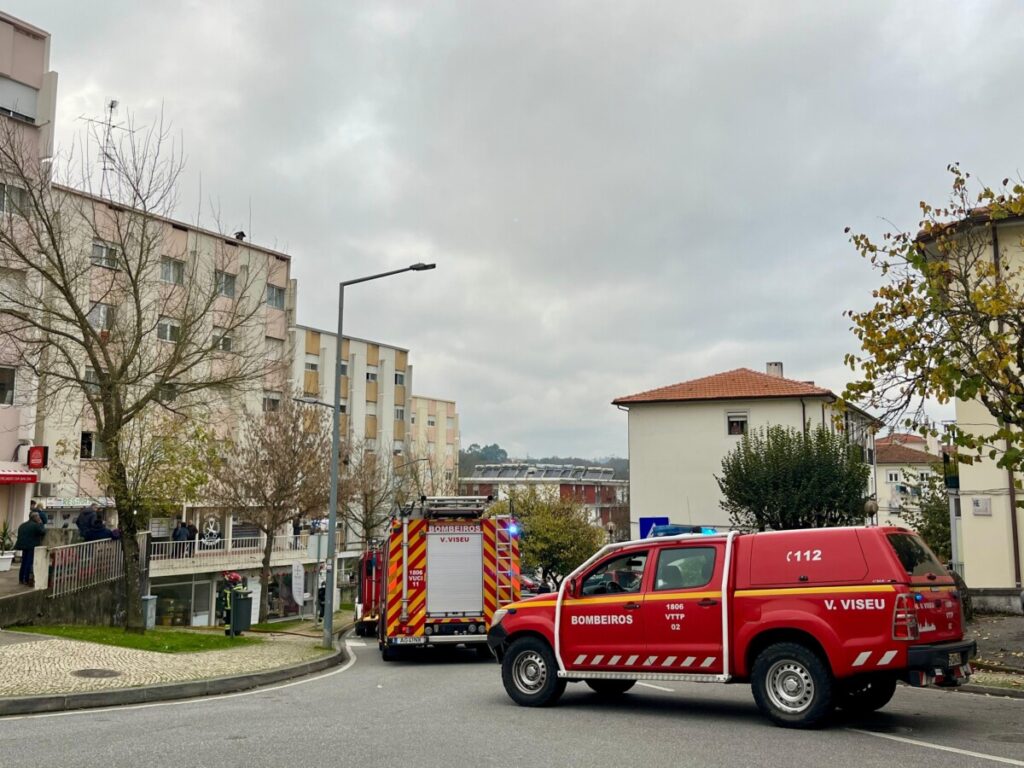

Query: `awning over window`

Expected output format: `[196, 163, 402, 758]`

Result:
[0, 469, 38, 484]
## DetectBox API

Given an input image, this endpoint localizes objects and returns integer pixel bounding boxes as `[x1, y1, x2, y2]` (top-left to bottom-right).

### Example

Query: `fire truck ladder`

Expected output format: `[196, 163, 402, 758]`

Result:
[494, 519, 516, 606]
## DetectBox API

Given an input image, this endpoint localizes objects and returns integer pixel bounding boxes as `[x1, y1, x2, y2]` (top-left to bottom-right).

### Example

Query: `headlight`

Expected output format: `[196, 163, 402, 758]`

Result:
[490, 608, 508, 629]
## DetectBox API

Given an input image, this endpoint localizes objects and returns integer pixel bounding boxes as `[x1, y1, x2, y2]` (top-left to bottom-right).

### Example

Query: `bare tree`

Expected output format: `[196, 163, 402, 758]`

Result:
[0, 113, 270, 630]
[207, 392, 331, 623]
[343, 439, 397, 549]
[393, 446, 457, 507]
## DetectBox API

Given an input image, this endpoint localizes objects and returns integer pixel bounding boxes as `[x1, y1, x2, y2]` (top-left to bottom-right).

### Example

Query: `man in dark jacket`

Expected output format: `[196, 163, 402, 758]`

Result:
[75, 504, 99, 539]
[16, 512, 46, 586]
[83, 515, 115, 542]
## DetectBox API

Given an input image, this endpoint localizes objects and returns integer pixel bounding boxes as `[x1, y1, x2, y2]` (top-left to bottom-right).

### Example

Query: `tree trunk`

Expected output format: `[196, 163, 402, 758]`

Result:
[109, 449, 146, 633]
[260, 529, 274, 624]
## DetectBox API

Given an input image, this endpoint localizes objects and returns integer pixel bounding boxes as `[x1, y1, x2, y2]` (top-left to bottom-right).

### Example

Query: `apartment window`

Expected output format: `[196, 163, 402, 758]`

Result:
[886, 471, 900, 484]
[157, 382, 179, 403]
[80, 431, 107, 460]
[410, 413, 416, 425]
[726, 411, 747, 436]
[366, 438, 376, 452]
[918, 471, 930, 482]
[266, 284, 286, 309]
[0, 366, 14, 405]
[395, 407, 405, 421]
[265, 337, 284, 361]
[366, 371, 378, 382]
[340, 360, 348, 377]
[0, 183, 28, 215]
[394, 371, 405, 386]
[83, 367, 100, 395]
[88, 303, 114, 331]
[446, 417, 455, 429]
[393, 440, 404, 455]
[90, 241, 119, 269]
[160, 256, 185, 285]
[445, 470, 453, 483]
[215, 270, 236, 298]
[157, 316, 181, 343]
[214, 327, 233, 353]
[366, 401, 378, 417]
[263, 391, 282, 412]
[339, 403, 347, 414]
[304, 361, 319, 372]
[427, 416, 436, 427]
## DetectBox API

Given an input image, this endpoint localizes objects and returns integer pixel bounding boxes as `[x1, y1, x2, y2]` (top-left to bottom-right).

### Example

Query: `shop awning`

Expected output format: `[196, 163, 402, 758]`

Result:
[0, 469, 38, 484]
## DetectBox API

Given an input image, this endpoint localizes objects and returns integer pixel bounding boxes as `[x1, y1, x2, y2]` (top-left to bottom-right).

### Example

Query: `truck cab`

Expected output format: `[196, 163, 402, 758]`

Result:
[487, 526, 975, 728]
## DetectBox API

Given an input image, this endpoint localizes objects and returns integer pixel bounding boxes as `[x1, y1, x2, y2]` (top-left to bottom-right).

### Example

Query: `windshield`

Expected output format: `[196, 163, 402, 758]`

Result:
[886, 533, 946, 580]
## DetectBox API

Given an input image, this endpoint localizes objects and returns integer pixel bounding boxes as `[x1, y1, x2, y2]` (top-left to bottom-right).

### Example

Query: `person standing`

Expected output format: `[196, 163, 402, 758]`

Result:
[15, 512, 46, 586]
[75, 504, 99, 539]
[172, 520, 189, 556]
[29, 500, 47, 526]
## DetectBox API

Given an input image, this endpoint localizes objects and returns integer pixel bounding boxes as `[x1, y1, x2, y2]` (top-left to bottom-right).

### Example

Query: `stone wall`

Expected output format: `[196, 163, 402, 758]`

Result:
[0, 578, 129, 627]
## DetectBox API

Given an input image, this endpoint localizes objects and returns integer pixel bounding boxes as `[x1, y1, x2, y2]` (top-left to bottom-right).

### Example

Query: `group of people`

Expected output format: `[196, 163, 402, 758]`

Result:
[172, 520, 199, 555]
[74, 503, 119, 542]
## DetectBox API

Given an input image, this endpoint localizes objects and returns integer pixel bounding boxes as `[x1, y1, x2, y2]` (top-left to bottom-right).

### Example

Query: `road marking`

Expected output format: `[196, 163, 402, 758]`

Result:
[637, 682, 673, 692]
[848, 728, 1024, 766]
[0, 647, 359, 722]
[346, 640, 367, 647]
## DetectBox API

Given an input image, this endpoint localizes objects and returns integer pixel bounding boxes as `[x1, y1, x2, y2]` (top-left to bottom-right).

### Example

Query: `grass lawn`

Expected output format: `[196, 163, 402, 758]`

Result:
[251, 618, 305, 632]
[11, 625, 261, 653]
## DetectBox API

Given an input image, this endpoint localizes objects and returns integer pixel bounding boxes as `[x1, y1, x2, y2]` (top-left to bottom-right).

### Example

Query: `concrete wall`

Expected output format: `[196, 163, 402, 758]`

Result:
[0, 577, 131, 627]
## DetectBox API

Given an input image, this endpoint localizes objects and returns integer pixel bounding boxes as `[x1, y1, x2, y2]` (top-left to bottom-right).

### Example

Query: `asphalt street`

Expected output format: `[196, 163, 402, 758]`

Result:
[3, 636, 1024, 768]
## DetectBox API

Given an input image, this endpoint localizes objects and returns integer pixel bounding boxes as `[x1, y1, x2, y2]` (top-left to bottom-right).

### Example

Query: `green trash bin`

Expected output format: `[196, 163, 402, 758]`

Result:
[229, 590, 252, 636]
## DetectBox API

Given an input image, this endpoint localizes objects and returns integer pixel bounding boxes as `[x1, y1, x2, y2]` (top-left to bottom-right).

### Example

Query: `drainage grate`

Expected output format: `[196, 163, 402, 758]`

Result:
[71, 668, 122, 678]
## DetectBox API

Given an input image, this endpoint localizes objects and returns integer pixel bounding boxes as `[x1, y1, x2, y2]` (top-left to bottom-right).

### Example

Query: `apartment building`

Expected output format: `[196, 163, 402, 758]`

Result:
[0, 12, 56, 534]
[872, 436, 942, 528]
[409, 395, 460, 492]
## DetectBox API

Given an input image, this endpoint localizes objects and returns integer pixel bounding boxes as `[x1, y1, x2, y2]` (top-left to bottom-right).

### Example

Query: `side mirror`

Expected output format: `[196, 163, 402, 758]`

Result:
[567, 578, 579, 598]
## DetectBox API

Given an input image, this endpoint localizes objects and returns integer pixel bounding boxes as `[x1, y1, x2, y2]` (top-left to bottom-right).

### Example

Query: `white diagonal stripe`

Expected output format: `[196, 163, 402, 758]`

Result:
[609, 655, 622, 666]
[591, 655, 604, 665]
[682, 656, 697, 667]
[574, 654, 587, 665]
[662, 656, 677, 666]
[626, 655, 639, 666]
[878, 650, 897, 666]
[852, 651, 871, 667]
[701, 657, 716, 668]
[643, 656, 657, 666]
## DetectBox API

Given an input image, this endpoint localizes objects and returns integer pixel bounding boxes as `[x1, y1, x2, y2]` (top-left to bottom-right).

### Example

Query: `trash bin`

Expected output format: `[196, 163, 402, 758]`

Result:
[229, 590, 252, 636]
[142, 594, 157, 630]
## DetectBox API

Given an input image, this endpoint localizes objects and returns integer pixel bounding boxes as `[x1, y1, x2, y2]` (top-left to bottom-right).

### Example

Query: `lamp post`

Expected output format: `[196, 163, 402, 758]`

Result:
[322, 262, 436, 649]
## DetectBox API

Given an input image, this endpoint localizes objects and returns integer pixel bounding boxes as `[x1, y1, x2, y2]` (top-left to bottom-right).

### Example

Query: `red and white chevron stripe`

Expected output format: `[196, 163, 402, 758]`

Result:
[570, 654, 717, 669]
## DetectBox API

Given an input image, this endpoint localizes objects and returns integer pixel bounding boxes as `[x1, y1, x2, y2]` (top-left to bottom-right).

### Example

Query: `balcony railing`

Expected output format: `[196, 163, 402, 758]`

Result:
[149, 533, 327, 573]
[49, 533, 149, 599]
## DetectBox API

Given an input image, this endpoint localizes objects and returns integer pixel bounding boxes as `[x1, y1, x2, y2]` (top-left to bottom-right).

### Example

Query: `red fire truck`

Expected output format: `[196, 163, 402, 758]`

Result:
[353, 542, 383, 637]
[377, 496, 520, 660]
[487, 526, 975, 728]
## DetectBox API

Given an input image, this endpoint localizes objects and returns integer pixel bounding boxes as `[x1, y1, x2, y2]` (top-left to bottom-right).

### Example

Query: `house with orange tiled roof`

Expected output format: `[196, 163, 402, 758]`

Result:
[612, 362, 879, 536]
[874, 442, 943, 528]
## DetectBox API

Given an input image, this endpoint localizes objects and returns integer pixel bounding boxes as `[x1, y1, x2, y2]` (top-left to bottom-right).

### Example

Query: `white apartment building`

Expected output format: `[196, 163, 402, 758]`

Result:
[872, 436, 941, 528]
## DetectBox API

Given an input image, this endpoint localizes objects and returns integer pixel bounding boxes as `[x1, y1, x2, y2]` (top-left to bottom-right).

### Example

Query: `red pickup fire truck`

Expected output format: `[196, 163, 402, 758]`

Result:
[487, 526, 975, 728]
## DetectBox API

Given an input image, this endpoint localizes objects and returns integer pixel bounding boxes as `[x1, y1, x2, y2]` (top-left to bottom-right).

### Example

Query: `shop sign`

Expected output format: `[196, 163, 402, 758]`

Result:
[27, 445, 48, 469]
[292, 561, 305, 605]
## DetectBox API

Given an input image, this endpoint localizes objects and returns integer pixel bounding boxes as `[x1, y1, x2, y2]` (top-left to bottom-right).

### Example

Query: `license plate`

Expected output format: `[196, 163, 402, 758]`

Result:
[947, 652, 962, 668]
[393, 636, 426, 645]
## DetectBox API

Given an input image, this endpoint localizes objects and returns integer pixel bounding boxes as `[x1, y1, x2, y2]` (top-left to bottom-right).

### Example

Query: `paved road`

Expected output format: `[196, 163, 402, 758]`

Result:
[3, 636, 1024, 768]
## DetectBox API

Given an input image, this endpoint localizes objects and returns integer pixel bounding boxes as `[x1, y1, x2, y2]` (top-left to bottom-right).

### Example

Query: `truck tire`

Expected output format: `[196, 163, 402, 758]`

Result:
[381, 644, 402, 662]
[751, 642, 834, 728]
[354, 623, 366, 637]
[586, 680, 636, 696]
[837, 674, 897, 714]
[501, 637, 566, 707]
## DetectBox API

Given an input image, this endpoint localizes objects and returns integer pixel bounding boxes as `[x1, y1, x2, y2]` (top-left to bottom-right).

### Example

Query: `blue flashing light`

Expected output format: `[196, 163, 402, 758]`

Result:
[700, 527, 718, 535]
[914, 592, 924, 602]
[507, 523, 520, 536]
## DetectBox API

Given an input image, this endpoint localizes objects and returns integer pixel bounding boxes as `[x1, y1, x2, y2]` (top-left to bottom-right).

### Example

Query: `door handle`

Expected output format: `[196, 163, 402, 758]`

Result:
[624, 601, 641, 610]
[697, 598, 719, 607]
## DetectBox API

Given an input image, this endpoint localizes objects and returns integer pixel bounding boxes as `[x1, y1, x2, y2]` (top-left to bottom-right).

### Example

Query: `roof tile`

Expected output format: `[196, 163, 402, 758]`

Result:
[612, 368, 834, 405]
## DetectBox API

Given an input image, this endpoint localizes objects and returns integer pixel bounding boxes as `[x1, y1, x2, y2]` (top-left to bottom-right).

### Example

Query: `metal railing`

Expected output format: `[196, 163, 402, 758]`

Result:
[48, 533, 149, 599]
[149, 533, 316, 571]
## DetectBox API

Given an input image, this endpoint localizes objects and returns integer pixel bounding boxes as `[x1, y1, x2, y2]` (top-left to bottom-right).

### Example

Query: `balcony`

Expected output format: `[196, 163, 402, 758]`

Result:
[149, 534, 329, 577]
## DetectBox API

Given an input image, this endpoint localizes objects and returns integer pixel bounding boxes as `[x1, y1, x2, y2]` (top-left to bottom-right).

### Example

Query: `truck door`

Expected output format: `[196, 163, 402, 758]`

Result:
[560, 550, 649, 671]
[642, 543, 724, 674]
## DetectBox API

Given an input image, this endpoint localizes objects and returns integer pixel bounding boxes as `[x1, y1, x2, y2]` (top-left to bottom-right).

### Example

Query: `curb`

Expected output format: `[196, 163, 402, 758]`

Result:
[0, 626, 354, 717]
[949, 683, 1024, 700]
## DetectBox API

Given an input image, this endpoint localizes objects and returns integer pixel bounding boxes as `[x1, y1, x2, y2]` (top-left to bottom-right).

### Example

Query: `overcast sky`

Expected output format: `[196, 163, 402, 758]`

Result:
[10, 1, 1024, 458]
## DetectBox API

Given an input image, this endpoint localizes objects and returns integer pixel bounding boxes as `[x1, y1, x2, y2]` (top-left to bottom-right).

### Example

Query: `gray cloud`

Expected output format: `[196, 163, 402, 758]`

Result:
[10, 0, 1020, 455]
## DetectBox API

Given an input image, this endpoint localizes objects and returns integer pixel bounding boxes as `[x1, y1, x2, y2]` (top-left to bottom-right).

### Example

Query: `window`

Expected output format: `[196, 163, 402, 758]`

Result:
[157, 383, 179, 403]
[394, 371, 405, 386]
[446, 417, 455, 429]
[581, 551, 647, 595]
[89, 241, 118, 269]
[727, 411, 747, 436]
[427, 416, 436, 427]
[0, 366, 14, 405]
[265, 337, 284, 361]
[263, 391, 282, 412]
[160, 256, 185, 285]
[366, 438, 376, 452]
[157, 316, 180, 343]
[410, 413, 416, 425]
[886, 471, 900, 484]
[340, 360, 348, 377]
[87, 303, 114, 331]
[918, 471, 930, 481]
[0, 183, 28, 215]
[395, 407, 405, 421]
[366, 401, 377, 416]
[80, 431, 107, 459]
[393, 440, 404, 455]
[654, 547, 716, 591]
[83, 367, 100, 395]
[266, 284, 286, 309]
[445, 470, 453, 483]
[886, 533, 945, 579]
[366, 371, 378, 382]
[214, 328, 233, 352]
[339, 403, 347, 414]
[215, 270, 236, 298]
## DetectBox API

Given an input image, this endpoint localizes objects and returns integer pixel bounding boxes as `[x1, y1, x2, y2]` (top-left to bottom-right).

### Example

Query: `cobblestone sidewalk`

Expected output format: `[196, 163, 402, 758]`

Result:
[0, 630, 331, 697]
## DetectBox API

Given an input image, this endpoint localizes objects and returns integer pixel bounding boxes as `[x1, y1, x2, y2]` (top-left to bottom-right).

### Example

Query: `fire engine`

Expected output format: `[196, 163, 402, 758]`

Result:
[377, 496, 520, 660]
[353, 541, 383, 637]
[487, 526, 976, 728]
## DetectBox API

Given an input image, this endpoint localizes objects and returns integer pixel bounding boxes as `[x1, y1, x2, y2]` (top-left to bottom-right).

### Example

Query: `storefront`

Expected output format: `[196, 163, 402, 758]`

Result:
[150, 575, 215, 627]
[0, 467, 37, 530]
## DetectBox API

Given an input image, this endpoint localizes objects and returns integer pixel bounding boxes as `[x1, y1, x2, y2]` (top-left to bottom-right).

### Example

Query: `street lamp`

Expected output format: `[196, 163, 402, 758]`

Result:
[323, 262, 436, 649]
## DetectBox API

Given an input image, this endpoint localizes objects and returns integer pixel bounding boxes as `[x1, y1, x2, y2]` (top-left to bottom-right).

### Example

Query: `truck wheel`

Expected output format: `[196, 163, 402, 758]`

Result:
[751, 642, 834, 728]
[586, 680, 636, 696]
[354, 623, 365, 638]
[381, 644, 401, 662]
[837, 674, 897, 714]
[501, 637, 566, 707]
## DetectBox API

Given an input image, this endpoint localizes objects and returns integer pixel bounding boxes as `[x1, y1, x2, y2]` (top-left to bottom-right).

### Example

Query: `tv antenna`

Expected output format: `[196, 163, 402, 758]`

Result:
[77, 99, 131, 195]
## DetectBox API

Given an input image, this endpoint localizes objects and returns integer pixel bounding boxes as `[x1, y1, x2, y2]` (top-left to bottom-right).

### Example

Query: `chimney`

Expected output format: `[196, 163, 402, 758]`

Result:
[234, 230, 246, 241]
[766, 362, 784, 378]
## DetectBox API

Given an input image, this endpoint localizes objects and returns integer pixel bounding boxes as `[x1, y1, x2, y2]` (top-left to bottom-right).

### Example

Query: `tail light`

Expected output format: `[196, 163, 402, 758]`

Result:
[892, 592, 919, 640]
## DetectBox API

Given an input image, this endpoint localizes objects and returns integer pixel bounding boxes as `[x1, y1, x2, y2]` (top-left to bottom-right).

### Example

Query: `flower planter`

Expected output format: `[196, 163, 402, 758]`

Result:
[0, 553, 14, 572]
